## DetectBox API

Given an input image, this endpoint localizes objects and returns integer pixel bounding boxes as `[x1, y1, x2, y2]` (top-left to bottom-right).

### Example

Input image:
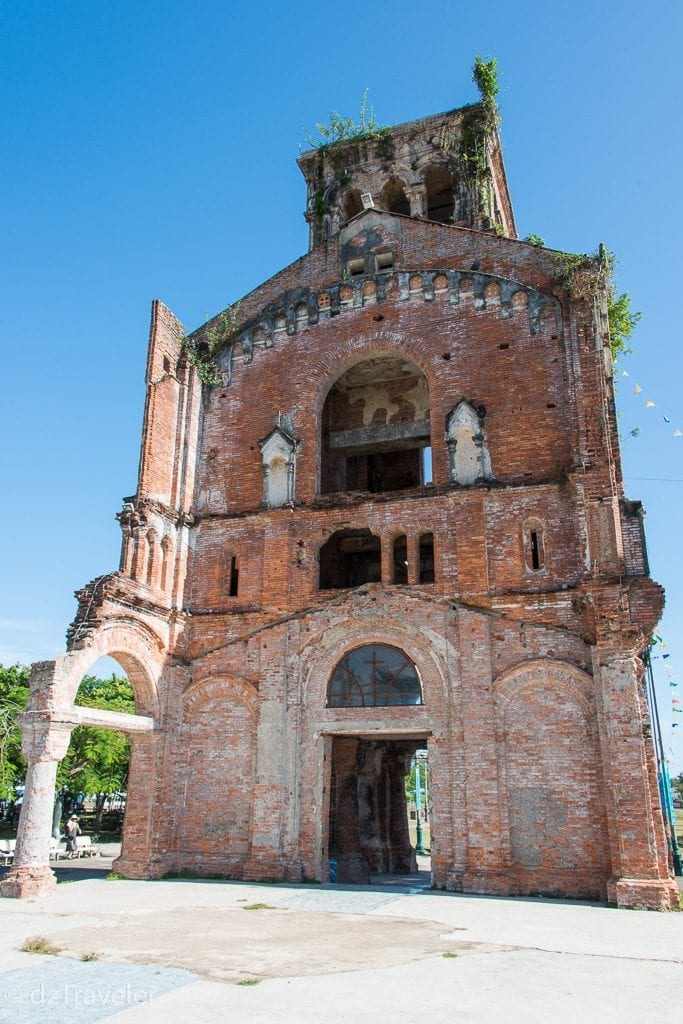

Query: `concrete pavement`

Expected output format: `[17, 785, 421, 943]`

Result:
[0, 872, 682, 1023]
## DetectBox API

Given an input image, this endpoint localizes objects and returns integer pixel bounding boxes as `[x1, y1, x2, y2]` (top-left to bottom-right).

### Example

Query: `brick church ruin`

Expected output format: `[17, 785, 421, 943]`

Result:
[4, 93, 679, 909]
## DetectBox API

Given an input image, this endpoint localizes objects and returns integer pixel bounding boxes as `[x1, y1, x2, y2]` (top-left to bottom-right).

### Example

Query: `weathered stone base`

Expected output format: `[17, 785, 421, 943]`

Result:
[608, 878, 681, 911]
[242, 855, 287, 883]
[0, 865, 56, 899]
[460, 871, 516, 896]
[111, 855, 167, 880]
[334, 852, 370, 884]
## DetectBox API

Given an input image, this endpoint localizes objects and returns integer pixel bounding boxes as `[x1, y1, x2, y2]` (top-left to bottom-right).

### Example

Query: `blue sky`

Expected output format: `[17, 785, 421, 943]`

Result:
[1, 1, 682, 769]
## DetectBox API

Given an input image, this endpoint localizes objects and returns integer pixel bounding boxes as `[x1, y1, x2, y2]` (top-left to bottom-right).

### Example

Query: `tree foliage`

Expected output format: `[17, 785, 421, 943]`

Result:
[57, 674, 135, 829]
[607, 289, 641, 361]
[0, 664, 29, 800]
[472, 55, 500, 120]
[672, 773, 683, 801]
[1, 667, 135, 829]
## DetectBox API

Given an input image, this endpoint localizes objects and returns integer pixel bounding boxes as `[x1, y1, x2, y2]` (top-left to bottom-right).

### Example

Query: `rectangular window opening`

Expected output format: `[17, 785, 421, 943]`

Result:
[421, 446, 433, 485]
[530, 531, 540, 571]
[376, 251, 394, 270]
[229, 556, 239, 597]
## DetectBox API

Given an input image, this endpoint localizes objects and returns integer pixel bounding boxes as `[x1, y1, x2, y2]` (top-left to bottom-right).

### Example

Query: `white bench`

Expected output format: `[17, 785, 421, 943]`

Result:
[0, 839, 16, 865]
[75, 836, 100, 857]
[49, 837, 68, 860]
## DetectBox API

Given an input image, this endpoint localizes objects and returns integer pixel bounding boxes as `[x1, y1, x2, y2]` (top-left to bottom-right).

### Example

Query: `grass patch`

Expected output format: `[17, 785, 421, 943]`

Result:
[236, 978, 262, 986]
[105, 872, 126, 881]
[242, 902, 275, 911]
[21, 936, 61, 955]
[442, 951, 459, 959]
[80, 951, 100, 961]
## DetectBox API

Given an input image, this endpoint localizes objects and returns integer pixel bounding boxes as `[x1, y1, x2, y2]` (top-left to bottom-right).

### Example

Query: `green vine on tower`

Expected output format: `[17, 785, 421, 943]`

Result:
[553, 248, 640, 362]
[458, 57, 501, 222]
[182, 302, 241, 387]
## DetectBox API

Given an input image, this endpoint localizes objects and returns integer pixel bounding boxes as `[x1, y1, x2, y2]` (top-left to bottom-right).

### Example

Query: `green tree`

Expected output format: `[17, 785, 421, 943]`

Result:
[57, 673, 135, 832]
[672, 773, 683, 802]
[0, 664, 29, 801]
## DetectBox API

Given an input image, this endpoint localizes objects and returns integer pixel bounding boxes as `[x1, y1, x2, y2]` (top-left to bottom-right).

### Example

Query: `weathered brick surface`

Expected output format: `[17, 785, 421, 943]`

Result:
[6, 106, 678, 909]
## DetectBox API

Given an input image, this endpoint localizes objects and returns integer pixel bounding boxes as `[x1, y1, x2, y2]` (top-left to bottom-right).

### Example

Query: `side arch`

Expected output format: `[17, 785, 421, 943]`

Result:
[493, 657, 594, 710]
[173, 674, 258, 873]
[182, 675, 258, 714]
[493, 659, 608, 896]
[54, 617, 165, 718]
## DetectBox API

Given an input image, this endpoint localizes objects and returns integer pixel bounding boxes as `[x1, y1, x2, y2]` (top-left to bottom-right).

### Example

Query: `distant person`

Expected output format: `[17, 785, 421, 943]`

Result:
[65, 815, 81, 858]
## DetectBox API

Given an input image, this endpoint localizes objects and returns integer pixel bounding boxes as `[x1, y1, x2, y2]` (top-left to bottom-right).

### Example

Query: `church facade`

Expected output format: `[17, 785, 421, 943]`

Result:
[4, 101, 679, 909]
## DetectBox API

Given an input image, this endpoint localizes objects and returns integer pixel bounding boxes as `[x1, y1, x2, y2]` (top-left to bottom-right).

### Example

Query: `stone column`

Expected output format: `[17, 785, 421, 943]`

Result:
[594, 651, 679, 910]
[329, 738, 368, 884]
[405, 186, 425, 219]
[1, 716, 74, 899]
[458, 609, 508, 895]
[385, 747, 416, 873]
[357, 744, 384, 873]
[112, 732, 164, 879]
[406, 534, 419, 586]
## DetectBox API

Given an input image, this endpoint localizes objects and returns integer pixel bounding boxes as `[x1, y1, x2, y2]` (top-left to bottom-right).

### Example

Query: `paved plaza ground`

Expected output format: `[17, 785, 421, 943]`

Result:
[0, 861, 682, 1024]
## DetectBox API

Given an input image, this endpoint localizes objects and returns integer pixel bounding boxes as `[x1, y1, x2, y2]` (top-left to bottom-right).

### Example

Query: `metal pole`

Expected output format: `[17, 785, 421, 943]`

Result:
[643, 647, 682, 876]
[414, 759, 425, 855]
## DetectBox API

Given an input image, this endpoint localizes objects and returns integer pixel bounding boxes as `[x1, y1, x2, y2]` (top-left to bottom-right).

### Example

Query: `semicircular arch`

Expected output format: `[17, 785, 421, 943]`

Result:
[493, 658, 595, 715]
[298, 610, 456, 713]
[182, 675, 258, 716]
[58, 617, 165, 718]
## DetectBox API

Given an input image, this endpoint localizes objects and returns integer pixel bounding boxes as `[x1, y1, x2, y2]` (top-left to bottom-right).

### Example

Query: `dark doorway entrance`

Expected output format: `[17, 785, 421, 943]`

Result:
[327, 736, 430, 884]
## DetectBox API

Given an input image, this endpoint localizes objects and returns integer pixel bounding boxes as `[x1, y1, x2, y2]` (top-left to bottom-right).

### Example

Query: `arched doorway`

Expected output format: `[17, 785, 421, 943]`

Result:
[325, 644, 431, 884]
[52, 655, 136, 866]
[0, 635, 160, 898]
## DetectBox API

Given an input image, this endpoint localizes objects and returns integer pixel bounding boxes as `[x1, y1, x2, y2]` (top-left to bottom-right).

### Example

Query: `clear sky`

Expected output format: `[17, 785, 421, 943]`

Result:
[1, 1, 682, 769]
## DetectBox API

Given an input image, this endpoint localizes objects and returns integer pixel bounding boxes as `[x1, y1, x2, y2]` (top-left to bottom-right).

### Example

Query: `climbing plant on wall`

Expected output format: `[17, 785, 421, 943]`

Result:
[183, 302, 240, 387]
[553, 247, 640, 362]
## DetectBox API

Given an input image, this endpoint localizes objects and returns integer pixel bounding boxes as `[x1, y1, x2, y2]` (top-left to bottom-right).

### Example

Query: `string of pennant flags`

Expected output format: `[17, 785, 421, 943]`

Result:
[616, 371, 681, 768]
[619, 370, 683, 439]
[651, 637, 680, 774]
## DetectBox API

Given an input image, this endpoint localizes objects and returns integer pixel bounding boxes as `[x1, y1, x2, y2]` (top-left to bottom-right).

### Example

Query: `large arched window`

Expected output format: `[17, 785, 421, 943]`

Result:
[327, 644, 423, 707]
[320, 355, 431, 495]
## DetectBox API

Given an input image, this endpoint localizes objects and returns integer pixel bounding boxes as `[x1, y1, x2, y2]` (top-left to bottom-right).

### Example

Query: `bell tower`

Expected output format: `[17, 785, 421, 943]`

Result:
[297, 103, 516, 249]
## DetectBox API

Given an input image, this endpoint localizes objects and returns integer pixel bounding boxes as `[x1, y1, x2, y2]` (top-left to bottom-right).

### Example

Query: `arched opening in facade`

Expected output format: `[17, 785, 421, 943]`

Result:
[343, 188, 363, 223]
[325, 644, 430, 884]
[319, 529, 381, 589]
[424, 164, 455, 223]
[327, 643, 423, 707]
[52, 655, 137, 865]
[381, 177, 410, 215]
[320, 355, 431, 496]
